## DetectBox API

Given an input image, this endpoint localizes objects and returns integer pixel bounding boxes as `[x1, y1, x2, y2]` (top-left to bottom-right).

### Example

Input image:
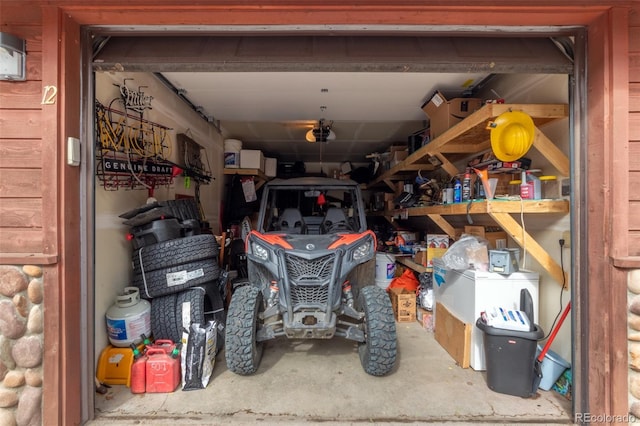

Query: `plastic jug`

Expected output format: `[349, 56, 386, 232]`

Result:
[145, 348, 181, 393]
[129, 344, 146, 394]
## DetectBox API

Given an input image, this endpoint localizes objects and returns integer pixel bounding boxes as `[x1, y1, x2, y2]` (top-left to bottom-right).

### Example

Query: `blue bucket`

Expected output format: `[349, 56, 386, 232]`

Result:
[536, 345, 571, 391]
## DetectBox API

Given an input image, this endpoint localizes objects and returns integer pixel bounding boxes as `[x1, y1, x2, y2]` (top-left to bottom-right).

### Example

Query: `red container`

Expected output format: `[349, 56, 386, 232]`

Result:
[148, 339, 175, 354]
[145, 348, 180, 393]
[130, 354, 147, 394]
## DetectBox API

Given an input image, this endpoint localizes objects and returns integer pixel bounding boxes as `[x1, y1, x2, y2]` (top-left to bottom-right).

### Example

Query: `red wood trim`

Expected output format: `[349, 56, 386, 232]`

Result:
[54, 8, 83, 426]
[609, 6, 633, 421]
[580, 10, 612, 419]
[612, 255, 640, 268]
[40, 7, 62, 426]
[610, 8, 631, 259]
[61, 4, 611, 27]
[0, 254, 58, 264]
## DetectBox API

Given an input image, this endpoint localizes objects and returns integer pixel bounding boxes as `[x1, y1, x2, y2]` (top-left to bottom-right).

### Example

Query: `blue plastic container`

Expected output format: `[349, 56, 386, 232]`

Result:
[536, 345, 571, 391]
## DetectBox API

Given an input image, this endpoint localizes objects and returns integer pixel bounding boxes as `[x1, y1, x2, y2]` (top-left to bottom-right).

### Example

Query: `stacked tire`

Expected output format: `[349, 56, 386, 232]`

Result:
[131, 233, 225, 344]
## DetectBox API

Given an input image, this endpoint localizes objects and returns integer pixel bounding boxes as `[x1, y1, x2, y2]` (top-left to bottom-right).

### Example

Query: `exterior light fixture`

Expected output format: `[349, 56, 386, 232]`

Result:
[0, 33, 26, 81]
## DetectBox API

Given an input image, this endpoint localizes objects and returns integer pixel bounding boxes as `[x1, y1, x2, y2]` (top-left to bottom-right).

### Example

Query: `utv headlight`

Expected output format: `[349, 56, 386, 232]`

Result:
[251, 241, 269, 261]
[353, 240, 372, 262]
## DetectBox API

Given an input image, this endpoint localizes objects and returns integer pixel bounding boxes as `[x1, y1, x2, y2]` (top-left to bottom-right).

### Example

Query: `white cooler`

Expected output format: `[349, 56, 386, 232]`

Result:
[433, 259, 539, 371]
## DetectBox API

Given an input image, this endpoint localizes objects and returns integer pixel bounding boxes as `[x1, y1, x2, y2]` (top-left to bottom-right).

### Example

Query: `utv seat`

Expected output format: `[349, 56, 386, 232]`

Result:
[278, 208, 307, 234]
[320, 207, 352, 233]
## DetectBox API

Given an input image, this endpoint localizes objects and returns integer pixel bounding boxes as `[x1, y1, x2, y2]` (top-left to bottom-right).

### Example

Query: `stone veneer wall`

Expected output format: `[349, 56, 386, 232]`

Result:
[629, 269, 640, 418]
[0, 265, 44, 426]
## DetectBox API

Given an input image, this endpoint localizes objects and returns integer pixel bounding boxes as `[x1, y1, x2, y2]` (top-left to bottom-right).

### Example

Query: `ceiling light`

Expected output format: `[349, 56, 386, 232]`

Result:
[305, 120, 336, 143]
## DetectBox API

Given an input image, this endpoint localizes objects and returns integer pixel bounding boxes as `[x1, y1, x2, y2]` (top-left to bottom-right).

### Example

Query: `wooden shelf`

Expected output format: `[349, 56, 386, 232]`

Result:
[385, 199, 569, 287]
[223, 168, 270, 189]
[365, 103, 570, 288]
[395, 255, 431, 274]
[367, 103, 569, 190]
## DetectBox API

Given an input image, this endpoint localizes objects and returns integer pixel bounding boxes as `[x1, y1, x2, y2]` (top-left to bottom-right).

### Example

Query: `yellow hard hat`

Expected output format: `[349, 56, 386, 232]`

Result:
[488, 111, 535, 162]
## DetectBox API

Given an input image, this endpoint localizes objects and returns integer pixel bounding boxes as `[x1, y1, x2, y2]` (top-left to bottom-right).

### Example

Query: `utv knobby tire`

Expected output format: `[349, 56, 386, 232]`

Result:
[133, 258, 220, 299]
[225, 285, 264, 375]
[151, 286, 210, 343]
[357, 285, 397, 376]
[132, 234, 219, 273]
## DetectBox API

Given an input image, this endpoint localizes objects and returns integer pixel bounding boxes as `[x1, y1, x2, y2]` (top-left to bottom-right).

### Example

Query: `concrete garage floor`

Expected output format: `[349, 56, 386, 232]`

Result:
[90, 321, 572, 425]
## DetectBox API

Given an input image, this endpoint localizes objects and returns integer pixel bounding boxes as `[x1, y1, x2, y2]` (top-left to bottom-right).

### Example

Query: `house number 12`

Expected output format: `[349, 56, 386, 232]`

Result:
[41, 86, 57, 105]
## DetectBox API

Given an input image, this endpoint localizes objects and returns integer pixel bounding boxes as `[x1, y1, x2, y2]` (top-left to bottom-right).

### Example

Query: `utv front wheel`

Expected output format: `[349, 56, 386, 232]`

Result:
[357, 285, 397, 376]
[225, 285, 264, 375]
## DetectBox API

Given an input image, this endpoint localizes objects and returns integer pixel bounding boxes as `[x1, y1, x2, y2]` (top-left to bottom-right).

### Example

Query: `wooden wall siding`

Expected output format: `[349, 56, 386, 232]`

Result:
[0, 199, 42, 228]
[0, 170, 42, 198]
[0, 139, 42, 168]
[0, 81, 42, 108]
[0, 22, 46, 257]
[631, 10, 640, 256]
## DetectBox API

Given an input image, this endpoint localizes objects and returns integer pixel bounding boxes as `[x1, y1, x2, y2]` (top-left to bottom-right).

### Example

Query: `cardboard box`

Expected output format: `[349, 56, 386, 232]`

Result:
[264, 157, 277, 177]
[421, 91, 482, 139]
[240, 149, 265, 171]
[463, 226, 508, 249]
[426, 234, 449, 268]
[414, 249, 427, 267]
[416, 307, 434, 332]
[434, 302, 471, 368]
[390, 149, 408, 168]
[389, 287, 417, 323]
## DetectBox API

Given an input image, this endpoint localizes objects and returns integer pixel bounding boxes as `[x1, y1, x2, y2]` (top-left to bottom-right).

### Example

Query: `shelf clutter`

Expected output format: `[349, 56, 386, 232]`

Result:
[366, 101, 569, 288]
[371, 97, 572, 398]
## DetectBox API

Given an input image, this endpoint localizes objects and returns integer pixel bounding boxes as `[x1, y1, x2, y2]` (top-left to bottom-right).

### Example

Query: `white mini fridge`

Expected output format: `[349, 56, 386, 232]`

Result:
[433, 260, 539, 371]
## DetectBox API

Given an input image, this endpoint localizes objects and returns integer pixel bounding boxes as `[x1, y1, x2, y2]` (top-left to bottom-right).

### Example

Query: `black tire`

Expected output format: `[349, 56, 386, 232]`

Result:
[150, 292, 178, 342]
[133, 258, 220, 299]
[225, 285, 264, 375]
[132, 234, 219, 273]
[357, 285, 397, 376]
[202, 282, 226, 352]
[151, 286, 209, 343]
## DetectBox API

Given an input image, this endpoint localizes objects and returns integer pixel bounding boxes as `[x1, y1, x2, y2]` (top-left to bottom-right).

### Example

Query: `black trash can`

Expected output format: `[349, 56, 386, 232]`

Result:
[476, 318, 544, 398]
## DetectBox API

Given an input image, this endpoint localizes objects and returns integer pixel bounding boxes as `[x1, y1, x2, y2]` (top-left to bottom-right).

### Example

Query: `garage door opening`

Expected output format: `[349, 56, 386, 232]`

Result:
[85, 29, 579, 424]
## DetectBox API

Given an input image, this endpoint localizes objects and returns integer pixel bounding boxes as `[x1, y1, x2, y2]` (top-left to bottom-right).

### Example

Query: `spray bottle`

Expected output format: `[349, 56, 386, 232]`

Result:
[462, 170, 472, 201]
[453, 177, 462, 203]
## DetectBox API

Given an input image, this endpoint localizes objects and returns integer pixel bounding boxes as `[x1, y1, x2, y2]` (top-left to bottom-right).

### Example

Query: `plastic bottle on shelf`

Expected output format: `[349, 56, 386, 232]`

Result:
[453, 178, 462, 203]
[526, 171, 542, 199]
[474, 178, 485, 199]
[508, 179, 522, 197]
[462, 170, 472, 201]
[539, 175, 558, 199]
[520, 171, 533, 199]
[444, 183, 454, 204]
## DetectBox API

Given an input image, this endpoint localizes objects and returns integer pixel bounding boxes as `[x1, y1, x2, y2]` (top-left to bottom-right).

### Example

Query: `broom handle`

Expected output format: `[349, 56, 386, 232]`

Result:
[537, 301, 571, 362]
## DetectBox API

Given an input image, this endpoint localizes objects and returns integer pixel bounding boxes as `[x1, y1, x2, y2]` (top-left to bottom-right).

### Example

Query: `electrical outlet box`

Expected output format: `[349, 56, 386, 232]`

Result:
[562, 230, 571, 248]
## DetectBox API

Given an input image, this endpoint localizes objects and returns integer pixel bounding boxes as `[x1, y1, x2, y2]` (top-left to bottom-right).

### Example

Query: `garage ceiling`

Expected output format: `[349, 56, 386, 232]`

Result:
[93, 34, 573, 163]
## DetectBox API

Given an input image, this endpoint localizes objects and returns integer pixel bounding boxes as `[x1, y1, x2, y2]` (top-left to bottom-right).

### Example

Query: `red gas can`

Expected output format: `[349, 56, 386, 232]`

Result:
[149, 339, 175, 354]
[129, 344, 146, 394]
[145, 348, 180, 393]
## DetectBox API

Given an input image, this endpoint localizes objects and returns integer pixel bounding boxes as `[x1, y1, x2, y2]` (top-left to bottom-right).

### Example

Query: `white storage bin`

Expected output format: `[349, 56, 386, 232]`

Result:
[240, 149, 265, 171]
[264, 157, 277, 177]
